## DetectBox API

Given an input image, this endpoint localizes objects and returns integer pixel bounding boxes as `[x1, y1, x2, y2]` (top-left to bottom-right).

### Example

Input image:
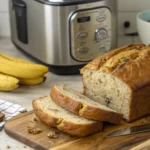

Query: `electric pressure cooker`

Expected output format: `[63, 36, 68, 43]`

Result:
[9, 0, 117, 75]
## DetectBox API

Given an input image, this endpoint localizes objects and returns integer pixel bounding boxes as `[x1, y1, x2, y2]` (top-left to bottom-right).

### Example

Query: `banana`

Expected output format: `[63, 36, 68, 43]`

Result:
[0, 53, 49, 79]
[20, 76, 46, 85]
[0, 73, 19, 91]
[0, 53, 33, 64]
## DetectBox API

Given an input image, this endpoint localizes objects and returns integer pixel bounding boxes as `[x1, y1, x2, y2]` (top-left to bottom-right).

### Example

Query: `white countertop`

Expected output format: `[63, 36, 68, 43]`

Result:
[0, 37, 83, 150]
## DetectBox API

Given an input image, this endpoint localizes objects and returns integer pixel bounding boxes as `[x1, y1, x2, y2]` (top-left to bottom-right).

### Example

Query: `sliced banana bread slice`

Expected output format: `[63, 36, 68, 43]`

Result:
[50, 84, 123, 124]
[32, 96, 103, 137]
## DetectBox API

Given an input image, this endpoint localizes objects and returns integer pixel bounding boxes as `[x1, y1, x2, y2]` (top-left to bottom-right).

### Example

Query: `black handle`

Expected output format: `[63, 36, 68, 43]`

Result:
[12, 0, 26, 8]
[13, 0, 28, 44]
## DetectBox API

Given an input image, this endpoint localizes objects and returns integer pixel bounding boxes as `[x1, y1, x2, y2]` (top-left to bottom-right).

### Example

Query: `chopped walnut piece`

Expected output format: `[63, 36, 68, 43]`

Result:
[6, 145, 10, 149]
[123, 58, 129, 62]
[28, 126, 42, 134]
[47, 131, 60, 139]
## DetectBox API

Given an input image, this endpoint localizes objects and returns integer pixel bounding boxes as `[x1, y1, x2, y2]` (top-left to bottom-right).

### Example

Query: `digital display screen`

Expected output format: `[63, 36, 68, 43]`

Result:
[77, 16, 90, 23]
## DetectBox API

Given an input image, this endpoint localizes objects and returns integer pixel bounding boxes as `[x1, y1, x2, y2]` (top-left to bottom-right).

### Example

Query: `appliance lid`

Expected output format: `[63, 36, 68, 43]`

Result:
[35, 0, 103, 6]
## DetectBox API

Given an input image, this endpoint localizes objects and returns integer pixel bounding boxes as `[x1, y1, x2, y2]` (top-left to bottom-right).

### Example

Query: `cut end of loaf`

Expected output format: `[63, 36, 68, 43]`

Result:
[82, 69, 131, 120]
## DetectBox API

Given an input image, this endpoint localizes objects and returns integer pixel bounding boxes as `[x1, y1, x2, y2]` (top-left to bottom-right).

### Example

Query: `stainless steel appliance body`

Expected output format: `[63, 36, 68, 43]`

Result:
[9, 0, 117, 74]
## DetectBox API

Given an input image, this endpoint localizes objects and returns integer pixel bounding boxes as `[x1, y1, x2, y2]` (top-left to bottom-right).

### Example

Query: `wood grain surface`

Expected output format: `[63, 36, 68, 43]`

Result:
[4, 111, 150, 150]
[130, 139, 150, 150]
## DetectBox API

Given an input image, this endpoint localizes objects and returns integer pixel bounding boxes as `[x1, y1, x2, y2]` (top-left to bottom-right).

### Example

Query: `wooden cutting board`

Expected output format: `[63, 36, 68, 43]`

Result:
[4, 111, 150, 150]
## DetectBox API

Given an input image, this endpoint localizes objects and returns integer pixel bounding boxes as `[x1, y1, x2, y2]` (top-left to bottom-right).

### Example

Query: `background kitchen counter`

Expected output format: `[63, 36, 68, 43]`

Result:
[0, 37, 83, 150]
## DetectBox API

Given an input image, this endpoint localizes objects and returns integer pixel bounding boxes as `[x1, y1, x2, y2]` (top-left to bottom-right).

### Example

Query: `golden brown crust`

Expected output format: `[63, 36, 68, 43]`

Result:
[50, 85, 123, 124]
[81, 44, 150, 90]
[32, 97, 103, 137]
[57, 118, 103, 137]
[32, 98, 60, 127]
[111, 47, 150, 90]
[0, 112, 5, 122]
[128, 84, 150, 122]
[79, 105, 122, 124]
[50, 87, 82, 114]
[99, 50, 139, 72]
[80, 44, 145, 74]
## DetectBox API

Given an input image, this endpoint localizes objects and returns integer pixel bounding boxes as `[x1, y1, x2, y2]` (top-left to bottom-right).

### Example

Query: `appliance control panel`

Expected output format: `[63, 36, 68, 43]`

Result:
[70, 7, 112, 62]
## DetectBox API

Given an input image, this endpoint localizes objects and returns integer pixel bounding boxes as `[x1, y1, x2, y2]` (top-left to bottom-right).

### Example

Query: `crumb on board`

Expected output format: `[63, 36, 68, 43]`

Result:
[33, 117, 38, 121]
[24, 146, 26, 148]
[49, 141, 54, 144]
[6, 145, 10, 149]
[47, 131, 60, 139]
[28, 126, 42, 134]
[30, 117, 39, 122]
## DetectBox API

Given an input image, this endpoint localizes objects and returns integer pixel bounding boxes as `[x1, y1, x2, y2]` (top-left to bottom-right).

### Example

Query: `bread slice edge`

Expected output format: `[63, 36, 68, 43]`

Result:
[32, 96, 103, 137]
[50, 84, 123, 124]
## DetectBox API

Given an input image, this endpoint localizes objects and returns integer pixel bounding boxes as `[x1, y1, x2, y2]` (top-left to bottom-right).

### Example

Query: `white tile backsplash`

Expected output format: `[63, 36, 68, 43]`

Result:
[118, 12, 138, 36]
[0, 0, 10, 37]
[0, 0, 9, 12]
[133, 36, 141, 44]
[117, 35, 142, 47]
[118, 0, 150, 12]
[117, 35, 133, 47]
[117, 0, 149, 46]
[0, 12, 10, 37]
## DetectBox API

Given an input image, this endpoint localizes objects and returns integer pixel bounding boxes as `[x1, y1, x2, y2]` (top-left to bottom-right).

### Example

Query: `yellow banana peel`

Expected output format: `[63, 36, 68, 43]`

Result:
[20, 76, 46, 85]
[0, 53, 49, 79]
[0, 73, 19, 91]
[0, 53, 33, 64]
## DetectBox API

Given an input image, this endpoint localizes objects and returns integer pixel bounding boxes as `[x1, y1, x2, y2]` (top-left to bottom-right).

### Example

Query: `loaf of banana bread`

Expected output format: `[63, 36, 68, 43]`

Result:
[81, 44, 150, 122]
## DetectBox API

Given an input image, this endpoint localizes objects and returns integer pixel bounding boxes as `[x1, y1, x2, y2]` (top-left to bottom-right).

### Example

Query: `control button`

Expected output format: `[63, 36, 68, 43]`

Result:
[94, 28, 108, 42]
[77, 32, 88, 40]
[77, 47, 89, 54]
[98, 45, 107, 53]
[99, 8, 106, 14]
[96, 14, 106, 22]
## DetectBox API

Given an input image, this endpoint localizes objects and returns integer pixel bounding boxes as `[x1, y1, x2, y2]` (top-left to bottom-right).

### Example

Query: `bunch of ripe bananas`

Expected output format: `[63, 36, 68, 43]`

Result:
[0, 53, 49, 91]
